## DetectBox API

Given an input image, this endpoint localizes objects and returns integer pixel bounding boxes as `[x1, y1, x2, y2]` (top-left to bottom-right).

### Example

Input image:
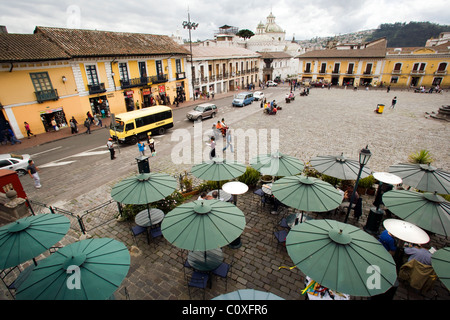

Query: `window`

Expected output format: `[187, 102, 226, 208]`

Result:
[156, 60, 163, 76]
[320, 63, 327, 73]
[305, 63, 311, 72]
[0, 160, 12, 168]
[333, 63, 340, 73]
[85, 65, 99, 85]
[347, 63, 354, 74]
[365, 63, 372, 74]
[119, 63, 129, 82]
[390, 76, 398, 83]
[30, 72, 53, 92]
[437, 62, 447, 72]
[176, 59, 182, 73]
[125, 123, 135, 131]
[394, 63, 402, 71]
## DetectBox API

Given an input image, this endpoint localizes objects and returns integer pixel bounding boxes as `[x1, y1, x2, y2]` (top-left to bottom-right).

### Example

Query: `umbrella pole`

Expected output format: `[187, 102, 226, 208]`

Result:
[147, 203, 152, 226]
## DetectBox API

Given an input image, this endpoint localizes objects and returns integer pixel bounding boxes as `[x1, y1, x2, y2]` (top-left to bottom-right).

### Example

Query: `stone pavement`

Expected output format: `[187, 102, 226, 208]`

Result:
[1, 85, 449, 302]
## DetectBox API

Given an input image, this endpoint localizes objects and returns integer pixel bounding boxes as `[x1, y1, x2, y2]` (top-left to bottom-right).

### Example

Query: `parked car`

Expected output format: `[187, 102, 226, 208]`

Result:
[253, 91, 265, 101]
[232, 92, 254, 107]
[186, 103, 218, 122]
[0, 153, 31, 176]
[266, 80, 278, 87]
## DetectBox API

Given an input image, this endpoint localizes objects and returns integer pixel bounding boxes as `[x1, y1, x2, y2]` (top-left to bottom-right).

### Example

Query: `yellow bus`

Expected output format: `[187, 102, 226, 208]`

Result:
[109, 106, 174, 144]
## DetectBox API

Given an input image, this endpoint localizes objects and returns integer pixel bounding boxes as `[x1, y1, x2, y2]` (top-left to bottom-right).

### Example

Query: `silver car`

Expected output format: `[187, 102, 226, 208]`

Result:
[186, 103, 218, 122]
[0, 153, 32, 176]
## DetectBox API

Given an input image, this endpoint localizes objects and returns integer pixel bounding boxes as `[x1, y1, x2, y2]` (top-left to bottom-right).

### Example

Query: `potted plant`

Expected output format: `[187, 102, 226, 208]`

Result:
[357, 175, 376, 195]
[238, 167, 261, 188]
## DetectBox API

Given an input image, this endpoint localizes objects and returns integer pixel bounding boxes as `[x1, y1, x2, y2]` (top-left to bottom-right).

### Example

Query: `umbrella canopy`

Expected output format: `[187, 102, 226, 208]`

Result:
[382, 219, 430, 244]
[271, 175, 343, 212]
[161, 200, 246, 251]
[382, 190, 450, 237]
[286, 219, 397, 297]
[250, 151, 304, 177]
[388, 163, 450, 194]
[431, 247, 450, 291]
[111, 172, 177, 205]
[16, 238, 130, 300]
[213, 289, 284, 300]
[0, 214, 70, 270]
[310, 153, 372, 180]
[191, 158, 246, 181]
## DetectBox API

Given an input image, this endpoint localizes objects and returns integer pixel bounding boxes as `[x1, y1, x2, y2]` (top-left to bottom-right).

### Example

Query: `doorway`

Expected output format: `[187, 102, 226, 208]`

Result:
[40, 108, 68, 132]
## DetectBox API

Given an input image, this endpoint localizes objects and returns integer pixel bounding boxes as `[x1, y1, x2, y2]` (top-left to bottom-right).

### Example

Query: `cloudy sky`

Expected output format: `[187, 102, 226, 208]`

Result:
[1, 0, 449, 41]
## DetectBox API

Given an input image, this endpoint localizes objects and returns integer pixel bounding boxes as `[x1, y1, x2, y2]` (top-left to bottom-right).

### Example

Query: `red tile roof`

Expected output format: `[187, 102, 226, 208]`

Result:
[0, 33, 70, 62]
[35, 26, 190, 58]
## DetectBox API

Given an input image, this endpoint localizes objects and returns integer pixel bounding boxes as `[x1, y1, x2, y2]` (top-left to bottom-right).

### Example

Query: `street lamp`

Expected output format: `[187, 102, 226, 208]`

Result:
[344, 145, 372, 223]
[182, 12, 198, 101]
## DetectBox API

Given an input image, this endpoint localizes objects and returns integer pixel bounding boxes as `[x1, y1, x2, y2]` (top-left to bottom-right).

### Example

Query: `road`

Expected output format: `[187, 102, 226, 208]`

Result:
[17, 87, 283, 206]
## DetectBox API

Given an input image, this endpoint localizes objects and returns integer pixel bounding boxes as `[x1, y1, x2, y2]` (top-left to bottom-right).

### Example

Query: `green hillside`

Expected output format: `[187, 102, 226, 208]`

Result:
[366, 22, 450, 47]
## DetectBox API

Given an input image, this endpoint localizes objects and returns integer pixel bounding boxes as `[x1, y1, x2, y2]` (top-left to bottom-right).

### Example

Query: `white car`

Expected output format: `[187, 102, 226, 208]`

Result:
[253, 91, 265, 101]
[266, 80, 278, 87]
[0, 153, 32, 176]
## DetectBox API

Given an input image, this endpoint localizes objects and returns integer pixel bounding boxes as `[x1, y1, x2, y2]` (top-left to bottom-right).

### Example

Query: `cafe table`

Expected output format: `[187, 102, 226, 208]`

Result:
[135, 208, 165, 227]
[222, 181, 248, 205]
[285, 212, 313, 228]
[187, 248, 224, 272]
[304, 276, 350, 300]
[261, 183, 273, 195]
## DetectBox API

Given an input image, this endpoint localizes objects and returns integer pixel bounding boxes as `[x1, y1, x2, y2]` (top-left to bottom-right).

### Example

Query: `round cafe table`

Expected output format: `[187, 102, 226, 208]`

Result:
[383, 219, 430, 244]
[135, 208, 164, 227]
[188, 248, 224, 272]
[222, 181, 249, 205]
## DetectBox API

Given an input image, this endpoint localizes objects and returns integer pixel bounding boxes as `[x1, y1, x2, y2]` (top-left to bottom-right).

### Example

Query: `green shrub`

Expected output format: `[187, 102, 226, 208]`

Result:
[238, 166, 261, 187]
[358, 175, 376, 189]
[408, 149, 434, 164]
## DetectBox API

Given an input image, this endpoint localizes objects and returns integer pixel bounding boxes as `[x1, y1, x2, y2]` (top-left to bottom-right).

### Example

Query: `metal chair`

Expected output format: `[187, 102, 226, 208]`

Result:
[131, 224, 149, 245]
[212, 257, 233, 291]
[187, 270, 209, 300]
[272, 228, 288, 252]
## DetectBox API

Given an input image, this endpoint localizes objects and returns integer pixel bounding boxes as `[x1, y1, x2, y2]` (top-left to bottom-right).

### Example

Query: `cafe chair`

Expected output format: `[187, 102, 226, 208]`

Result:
[131, 224, 149, 245]
[212, 257, 233, 291]
[187, 270, 210, 300]
[272, 228, 288, 253]
[279, 217, 290, 229]
[353, 198, 363, 221]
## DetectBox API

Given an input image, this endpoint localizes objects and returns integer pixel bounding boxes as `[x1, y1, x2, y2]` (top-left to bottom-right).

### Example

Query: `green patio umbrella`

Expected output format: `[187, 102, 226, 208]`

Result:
[431, 247, 450, 291]
[310, 153, 372, 180]
[382, 190, 450, 237]
[16, 238, 130, 300]
[286, 219, 397, 297]
[111, 172, 177, 225]
[0, 213, 70, 270]
[191, 157, 246, 182]
[271, 175, 343, 212]
[111, 172, 177, 205]
[388, 163, 450, 194]
[213, 289, 284, 300]
[161, 200, 246, 251]
[250, 151, 304, 177]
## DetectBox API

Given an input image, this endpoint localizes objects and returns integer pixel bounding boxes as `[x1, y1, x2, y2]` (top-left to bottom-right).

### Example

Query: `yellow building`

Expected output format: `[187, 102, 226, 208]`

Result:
[0, 26, 190, 139]
[381, 43, 450, 88]
[297, 38, 387, 87]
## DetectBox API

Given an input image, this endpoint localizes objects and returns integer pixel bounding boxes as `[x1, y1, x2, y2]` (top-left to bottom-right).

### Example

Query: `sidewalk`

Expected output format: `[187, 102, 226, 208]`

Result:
[0, 88, 252, 155]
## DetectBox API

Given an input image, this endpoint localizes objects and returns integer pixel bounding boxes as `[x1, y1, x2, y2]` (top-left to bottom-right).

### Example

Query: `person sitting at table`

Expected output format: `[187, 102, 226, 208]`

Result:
[404, 244, 433, 266]
[338, 186, 359, 213]
[198, 191, 212, 200]
[378, 229, 397, 256]
[211, 190, 219, 199]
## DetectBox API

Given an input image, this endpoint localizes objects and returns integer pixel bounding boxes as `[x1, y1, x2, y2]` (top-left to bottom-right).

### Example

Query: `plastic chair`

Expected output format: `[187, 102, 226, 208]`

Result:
[131, 225, 149, 245]
[187, 270, 209, 300]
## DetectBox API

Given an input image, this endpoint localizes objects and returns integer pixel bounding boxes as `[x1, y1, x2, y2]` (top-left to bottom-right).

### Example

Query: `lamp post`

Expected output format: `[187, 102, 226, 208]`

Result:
[182, 11, 198, 101]
[344, 145, 372, 223]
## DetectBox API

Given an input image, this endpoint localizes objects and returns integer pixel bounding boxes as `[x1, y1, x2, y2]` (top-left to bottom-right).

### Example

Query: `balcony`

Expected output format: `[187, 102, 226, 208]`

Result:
[35, 89, 59, 103]
[193, 78, 199, 85]
[411, 70, 425, 75]
[319, 70, 327, 75]
[304, 69, 311, 73]
[332, 70, 340, 75]
[363, 71, 372, 75]
[201, 76, 208, 83]
[120, 77, 149, 89]
[150, 74, 168, 84]
[392, 69, 402, 74]
[217, 74, 223, 80]
[210, 75, 215, 81]
[88, 83, 106, 95]
[435, 70, 447, 75]
[223, 72, 229, 79]
[345, 70, 353, 75]
[176, 72, 186, 80]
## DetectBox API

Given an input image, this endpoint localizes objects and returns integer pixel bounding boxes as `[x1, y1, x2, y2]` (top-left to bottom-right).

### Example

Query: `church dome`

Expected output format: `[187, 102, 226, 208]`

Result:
[264, 12, 284, 34]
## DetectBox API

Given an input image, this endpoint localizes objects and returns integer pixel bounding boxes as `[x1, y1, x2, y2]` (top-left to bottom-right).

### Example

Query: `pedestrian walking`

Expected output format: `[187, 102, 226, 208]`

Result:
[390, 96, 397, 109]
[107, 138, 116, 160]
[222, 128, 234, 153]
[70, 119, 78, 134]
[27, 160, 41, 189]
[6, 128, 21, 145]
[148, 135, 156, 156]
[51, 118, 58, 131]
[387, 85, 391, 93]
[207, 136, 216, 159]
[84, 118, 91, 134]
[24, 122, 35, 138]
[138, 140, 146, 156]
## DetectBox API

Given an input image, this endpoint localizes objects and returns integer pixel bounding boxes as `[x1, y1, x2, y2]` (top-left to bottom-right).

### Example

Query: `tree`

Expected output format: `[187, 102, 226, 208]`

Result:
[236, 29, 255, 39]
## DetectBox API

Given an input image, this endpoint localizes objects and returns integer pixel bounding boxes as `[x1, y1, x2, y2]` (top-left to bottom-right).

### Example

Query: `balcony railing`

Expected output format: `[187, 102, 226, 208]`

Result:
[346, 70, 353, 75]
[392, 69, 402, 74]
[435, 70, 447, 75]
[304, 70, 311, 73]
[88, 83, 106, 95]
[35, 89, 59, 103]
[411, 70, 425, 75]
[210, 75, 215, 81]
[363, 71, 372, 75]
[217, 74, 223, 80]
[193, 78, 199, 85]
[150, 74, 168, 84]
[223, 72, 229, 79]
[201, 76, 208, 83]
[120, 77, 149, 89]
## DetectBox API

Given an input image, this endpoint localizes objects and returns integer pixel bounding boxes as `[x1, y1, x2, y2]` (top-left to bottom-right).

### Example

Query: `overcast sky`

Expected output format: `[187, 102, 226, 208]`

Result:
[1, 0, 449, 41]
